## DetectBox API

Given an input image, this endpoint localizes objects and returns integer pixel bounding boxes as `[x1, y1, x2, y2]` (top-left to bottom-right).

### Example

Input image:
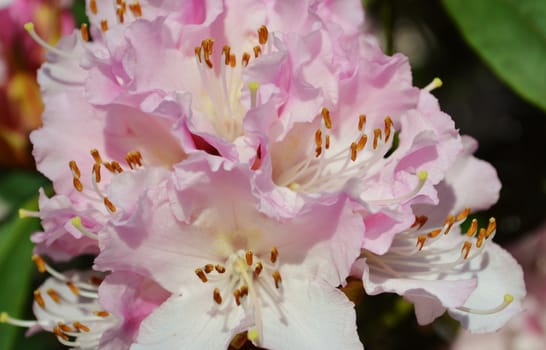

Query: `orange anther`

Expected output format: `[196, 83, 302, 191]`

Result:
[325, 134, 330, 149]
[321, 108, 332, 129]
[104, 197, 117, 213]
[272, 270, 282, 288]
[350, 142, 357, 162]
[476, 228, 486, 248]
[34, 290, 45, 309]
[358, 114, 366, 131]
[93, 163, 101, 183]
[80, 23, 89, 42]
[129, 2, 142, 17]
[456, 208, 471, 222]
[90, 0, 97, 15]
[270, 247, 278, 264]
[416, 235, 426, 250]
[253, 45, 262, 58]
[245, 250, 253, 266]
[195, 268, 208, 283]
[116, 8, 125, 23]
[444, 215, 455, 234]
[242, 52, 251, 67]
[204, 264, 214, 273]
[427, 229, 442, 238]
[412, 215, 428, 228]
[100, 19, 108, 32]
[58, 322, 73, 333]
[384, 116, 393, 142]
[73, 321, 90, 332]
[94, 311, 110, 317]
[213, 288, 222, 304]
[195, 46, 202, 62]
[254, 262, 263, 276]
[215, 264, 226, 273]
[229, 54, 236, 67]
[53, 326, 69, 341]
[32, 255, 46, 273]
[258, 25, 269, 45]
[233, 289, 241, 306]
[314, 129, 322, 148]
[222, 46, 231, 65]
[89, 276, 104, 285]
[373, 128, 382, 150]
[90, 149, 102, 164]
[466, 218, 478, 237]
[486, 218, 496, 238]
[240, 285, 249, 297]
[357, 135, 367, 151]
[47, 288, 61, 303]
[69, 160, 81, 178]
[73, 177, 84, 192]
[67, 281, 80, 295]
[461, 241, 472, 259]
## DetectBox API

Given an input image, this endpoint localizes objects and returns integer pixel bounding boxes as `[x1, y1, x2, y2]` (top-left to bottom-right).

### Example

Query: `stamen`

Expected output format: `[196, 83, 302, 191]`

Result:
[258, 25, 269, 45]
[47, 289, 61, 304]
[476, 228, 486, 248]
[461, 241, 472, 259]
[321, 108, 332, 129]
[69, 160, 81, 178]
[412, 215, 428, 229]
[94, 311, 110, 318]
[93, 163, 101, 183]
[58, 322, 73, 333]
[416, 235, 426, 250]
[240, 285, 249, 297]
[325, 135, 330, 149]
[233, 289, 241, 306]
[53, 326, 69, 341]
[204, 264, 214, 273]
[486, 218, 496, 238]
[34, 290, 45, 309]
[73, 178, 84, 192]
[129, 2, 142, 17]
[215, 264, 226, 273]
[67, 281, 80, 295]
[358, 114, 366, 131]
[24, 23, 73, 58]
[80, 24, 89, 42]
[357, 135, 367, 151]
[384, 117, 393, 142]
[32, 255, 46, 273]
[466, 219, 478, 237]
[100, 19, 108, 32]
[0, 312, 37, 328]
[116, 8, 125, 23]
[245, 250, 253, 266]
[350, 142, 357, 162]
[427, 229, 442, 238]
[424, 77, 443, 92]
[456, 208, 471, 222]
[90, 0, 98, 14]
[242, 52, 251, 67]
[73, 322, 90, 332]
[254, 262, 263, 276]
[103, 197, 117, 213]
[126, 150, 143, 169]
[253, 45, 262, 58]
[373, 129, 382, 150]
[195, 268, 208, 283]
[270, 247, 278, 264]
[272, 271, 282, 289]
[457, 294, 514, 315]
[213, 288, 222, 304]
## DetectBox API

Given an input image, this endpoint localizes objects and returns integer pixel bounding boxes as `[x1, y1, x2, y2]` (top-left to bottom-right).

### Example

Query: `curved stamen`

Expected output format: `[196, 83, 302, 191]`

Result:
[456, 294, 514, 315]
[24, 23, 74, 58]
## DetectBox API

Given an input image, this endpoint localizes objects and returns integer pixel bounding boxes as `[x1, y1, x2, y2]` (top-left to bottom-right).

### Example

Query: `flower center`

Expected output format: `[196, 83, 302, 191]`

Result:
[194, 246, 282, 344]
[193, 26, 269, 142]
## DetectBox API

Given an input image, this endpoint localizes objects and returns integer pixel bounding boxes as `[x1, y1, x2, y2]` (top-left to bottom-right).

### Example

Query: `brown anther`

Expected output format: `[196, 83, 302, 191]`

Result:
[466, 218, 478, 237]
[229, 54, 236, 67]
[69, 160, 81, 178]
[34, 290, 45, 309]
[129, 2, 142, 17]
[444, 215, 455, 234]
[456, 208, 471, 222]
[461, 241, 472, 259]
[253, 45, 262, 58]
[272, 270, 282, 289]
[32, 255, 46, 273]
[270, 246, 279, 264]
[357, 134, 367, 151]
[204, 264, 214, 273]
[476, 228, 486, 248]
[89, 276, 104, 285]
[101, 19, 109, 32]
[80, 23, 89, 42]
[314, 129, 322, 148]
[126, 150, 143, 169]
[222, 46, 231, 65]
[195, 268, 208, 283]
[104, 197, 117, 213]
[254, 262, 263, 276]
[202, 38, 214, 56]
[240, 285, 249, 297]
[233, 289, 242, 306]
[116, 8, 125, 24]
[53, 326, 69, 341]
[73, 177, 84, 192]
[258, 25, 269, 45]
[242, 52, 251, 67]
[73, 321, 90, 332]
[416, 235, 426, 250]
[245, 250, 253, 266]
[90, 0, 97, 15]
[350, 142, 358, 162]
[67, 281, 80, 295]
[47, 288, 61, 304]
[412, 215, 428, 228]
[103, 162, 114, 172]
[205, 57, 213, 69]
[427, 229, 442, 238]
[213, 288, 222, 304]
[321, 108, 332, 129]
[486, 218, 496, 238]
[195, 46, 202, 62]
[94, 311, 110, 317]
[358, 114, 366, 131]
[315, 146, 322, 158]
[111, 161, 124, 173]
[215, 264, 226, 273]
[93, 163, 101, 183]
[90, 149, 102, 164]
[325, 134, 330, 149]
[373, 128, 382, 150]
[58, 322, 73, 333]
[384, 116, 393, 142]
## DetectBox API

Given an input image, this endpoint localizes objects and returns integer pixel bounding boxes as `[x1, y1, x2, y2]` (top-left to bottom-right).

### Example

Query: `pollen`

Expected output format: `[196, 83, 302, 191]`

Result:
[126, 150, 143, 169]
[254, 262, 263, 276]
[466, 218, 478, 237]
[384, 116, 393, 142]
[103, 197, 117, 213]
[373, 128, 382, 150]
[245, 250, 253, 266]
[215, 264, 226, 273]
[456, 208, 471, 221]
[129, 2, 142, 17]
[93, 163, 101, 183]
[358, 114, 366, 131]
[253, 45, 262, 58]
[204, 264, 214, 273]
[242, 52, 251, 67]
[486, 218, 496, 238]
[58, 322, 73, 333]
[321, 108, 332, 129]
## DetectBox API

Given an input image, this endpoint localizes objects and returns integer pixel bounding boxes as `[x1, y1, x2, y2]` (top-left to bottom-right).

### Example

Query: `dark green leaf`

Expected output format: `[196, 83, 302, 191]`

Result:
[443, 0, 546, 112]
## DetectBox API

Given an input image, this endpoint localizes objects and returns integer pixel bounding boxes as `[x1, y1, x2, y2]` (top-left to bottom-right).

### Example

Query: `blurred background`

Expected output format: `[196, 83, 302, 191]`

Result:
[0, 0, 544, 349]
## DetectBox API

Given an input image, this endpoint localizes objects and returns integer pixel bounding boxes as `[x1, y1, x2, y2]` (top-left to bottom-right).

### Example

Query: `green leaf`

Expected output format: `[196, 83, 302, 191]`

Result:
[0, 198, 41, 350]
[443, 0, 546, 112]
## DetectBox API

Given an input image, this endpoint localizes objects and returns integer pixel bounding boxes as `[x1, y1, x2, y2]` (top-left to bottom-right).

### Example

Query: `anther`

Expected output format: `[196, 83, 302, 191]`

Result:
[258, 25, 269, 45]
[100, 19, 108, 32]
[204, 264, 214, 273]
[444, 215, 455, 234]
[384, 117, 393, 142]
[242, 52, 251, 67]
[67, 281, 80, 295]
[233, 289, 241, 306]
[58, 322, 73, 333]
[245, 250, 253, 266]
[325, 135, 330, 149]
[416, 235, 426, 250]
[79, 23, 90, 42]
[461, 241, 472, 259]
[90, 0, 97, 14]
[272, 271, 282, 289]
[47, 289, 61, 304]
[373, 129, 382, 150]
[32, 255, 46, 273]
[129, 2, 142, 17]
[314, 129, 322, 148]
[195, 46, 202, 62]
[412, 215, 428, 228]
[222, 46, 231, 65]
[93, 163, 101, 183]
[116, 8, 125, 23]
[34, 290, 45, 309]
[427, 229, 442, 238]
[253, 45, 262, 58]
[240, 285, 249, 297]
[90, 149, 102, 164]
[229, 54, 236, 67]
[94, 311, 110, 317]
[73, 322, 90, 332]
[456, 208, 471, 221]
[69, 160, 81, 178]
[476, 228, 486, 248]
[73, 177, 83, 192]
[357, 135, 367, 151]
[270, 247, 279, 264]
[215, 264, 226, 273]
[89, 276, 104, 286]
[254, 262, 263, 276]
[103, 197, 117, 213]
[213, 288, 222, 304]
[466, 219, 478, 237]
[321, 108, 332, 129]
[195, 268, 208, 283]
[350, 142, 357, 162]
[53, 326, 69, 341]
[358, 114, 366, 131]
[486, 218, 496, 238]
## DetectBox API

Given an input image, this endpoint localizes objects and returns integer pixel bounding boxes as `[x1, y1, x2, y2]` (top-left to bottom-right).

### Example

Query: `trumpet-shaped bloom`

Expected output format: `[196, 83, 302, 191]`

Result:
[95, 157, 364, 349]
[353, 136, 525, 332]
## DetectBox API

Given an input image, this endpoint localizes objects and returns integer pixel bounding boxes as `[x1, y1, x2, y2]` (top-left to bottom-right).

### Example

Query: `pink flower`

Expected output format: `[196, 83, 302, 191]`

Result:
[353, 136, 525, 332]
[95, 156, 364, 349]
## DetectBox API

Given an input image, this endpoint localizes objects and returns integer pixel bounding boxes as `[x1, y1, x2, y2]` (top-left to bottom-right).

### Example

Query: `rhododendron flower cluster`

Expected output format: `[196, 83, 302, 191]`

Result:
[0, 0, 525, 349]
